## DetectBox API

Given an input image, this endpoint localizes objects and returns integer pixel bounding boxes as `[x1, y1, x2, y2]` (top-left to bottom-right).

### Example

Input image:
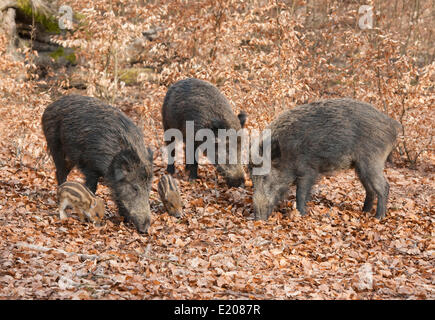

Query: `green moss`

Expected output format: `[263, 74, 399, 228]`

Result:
[49, 47, 64, 59]
[74, 12, 87, 21]
[119, 68, 141, 85]
[119, 68, 155, 85]
[65, 52, 76, 64]
[49, 47, 77, 64]
[410, 77, 419, 86]
[17, 0, 61, 33]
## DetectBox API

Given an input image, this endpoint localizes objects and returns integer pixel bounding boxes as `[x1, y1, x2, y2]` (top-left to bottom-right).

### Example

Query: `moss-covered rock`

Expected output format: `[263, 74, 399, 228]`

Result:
[119, 67, 156, 85]
[16, 0, 60, 33]
[49, 46, 76, 65]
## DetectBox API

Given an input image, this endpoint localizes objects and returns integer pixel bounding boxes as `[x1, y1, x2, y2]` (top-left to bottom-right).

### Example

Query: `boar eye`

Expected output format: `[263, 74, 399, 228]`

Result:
[132, 185, 139, 195]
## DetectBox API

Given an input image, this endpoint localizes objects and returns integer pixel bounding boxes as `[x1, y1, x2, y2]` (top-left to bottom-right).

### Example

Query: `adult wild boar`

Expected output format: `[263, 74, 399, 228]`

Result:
[42, 95, 153, 233]
[162, 78, 247, 187]
[250, 98, 401, 220]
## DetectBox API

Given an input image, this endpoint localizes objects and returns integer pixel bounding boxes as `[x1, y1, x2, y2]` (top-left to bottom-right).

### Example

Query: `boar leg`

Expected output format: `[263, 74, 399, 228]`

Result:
[59, 198, 69, 220]
[186, 161, 198, 180]
[362, 187, 376, 213]
[167, 163, 175, 174]
[373, 175, 389, 219]
[185, 143, 199, 180]
[52, 149, 73, 185]
[355, 165, 376, 213]
[166, 148, 175, 174]
[166, 138, 176, 174]
[78, 209, 87, 222]
[295, 170, 318, 216]
[357, 162, 389, 219]
[82, 169, 100, 194]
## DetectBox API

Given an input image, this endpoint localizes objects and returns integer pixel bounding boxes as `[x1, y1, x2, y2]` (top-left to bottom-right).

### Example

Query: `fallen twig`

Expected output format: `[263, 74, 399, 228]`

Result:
[218, 289, 272, 300]
[140, 254, 188, 268]
[15, 242, 110, 262]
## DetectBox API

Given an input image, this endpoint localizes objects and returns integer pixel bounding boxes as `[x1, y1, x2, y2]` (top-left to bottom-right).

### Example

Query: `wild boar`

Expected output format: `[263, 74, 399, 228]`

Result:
[162, 78, 247, 187]
[250, 98, 401, 220]
[42, 95, 153, 233]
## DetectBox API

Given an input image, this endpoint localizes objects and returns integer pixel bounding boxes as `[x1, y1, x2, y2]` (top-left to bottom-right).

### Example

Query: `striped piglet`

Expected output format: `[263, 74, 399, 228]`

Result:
[58, 181, 105, 225]
[158, 175, 183, 218]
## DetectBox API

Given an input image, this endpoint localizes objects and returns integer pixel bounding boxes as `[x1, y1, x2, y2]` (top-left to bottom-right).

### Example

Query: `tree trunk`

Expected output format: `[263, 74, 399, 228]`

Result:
[0, 0, 20, 60]
[0, 0, 76, 76]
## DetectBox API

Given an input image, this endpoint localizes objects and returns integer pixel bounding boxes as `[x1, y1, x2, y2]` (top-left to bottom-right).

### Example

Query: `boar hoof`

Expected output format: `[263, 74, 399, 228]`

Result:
[374, 212, 385, 220]
[167, 164, 175, 174]
[188, 177, 198, 183]
[298, 207, 307, 216]
[226, 177, 244, 188]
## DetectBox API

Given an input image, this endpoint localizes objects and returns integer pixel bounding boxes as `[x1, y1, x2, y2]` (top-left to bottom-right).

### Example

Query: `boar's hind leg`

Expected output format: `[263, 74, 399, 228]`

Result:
[59, 198, 69, 220]
[295, 169, 318, 216]
[51, 149, 73, 185]
[167, 163, 175, 175]
[165, 138, 176, 174]
[82, 168, 100, 194]
[373, 175, 389, 220]
[356, 162, 389, 219]
[185, 143, 199, 180]
[185, 161, 198, 180]
[166, 151, 175, 174]
[355, 165, 376, 213]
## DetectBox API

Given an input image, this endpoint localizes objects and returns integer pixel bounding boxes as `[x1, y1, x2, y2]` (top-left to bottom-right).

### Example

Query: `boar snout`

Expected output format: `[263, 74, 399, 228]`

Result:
[126, 196, 152, 234]
[171, 210, 182, 218]
[226, 176, 245, 188]
[217, 164, 245, 188]
[131, 212, 151, 234]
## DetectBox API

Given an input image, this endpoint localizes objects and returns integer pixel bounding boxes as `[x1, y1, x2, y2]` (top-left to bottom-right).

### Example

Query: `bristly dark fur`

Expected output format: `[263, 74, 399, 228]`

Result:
[251, 98, 401, 221]
[162, 78, 246, 187]
[42, 94, 153, 233]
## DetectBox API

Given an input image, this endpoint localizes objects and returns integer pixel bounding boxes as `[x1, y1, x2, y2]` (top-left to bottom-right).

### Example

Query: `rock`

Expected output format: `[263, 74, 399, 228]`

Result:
[119, 67, 156, 85]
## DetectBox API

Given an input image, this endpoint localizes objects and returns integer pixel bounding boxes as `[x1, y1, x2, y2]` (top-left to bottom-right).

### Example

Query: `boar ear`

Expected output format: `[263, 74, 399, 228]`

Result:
[237, 111, 247, 128]
[211, 119, 227, 131]
[111, 151, 133, 182]
[90, 198, 97, 209]
[113, 164, 129, 182]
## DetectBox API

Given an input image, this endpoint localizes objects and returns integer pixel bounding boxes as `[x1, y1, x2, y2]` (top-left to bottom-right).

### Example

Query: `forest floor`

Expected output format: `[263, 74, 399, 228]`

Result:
[0, 0, 434, 300]
[0, 86, 433, 299]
